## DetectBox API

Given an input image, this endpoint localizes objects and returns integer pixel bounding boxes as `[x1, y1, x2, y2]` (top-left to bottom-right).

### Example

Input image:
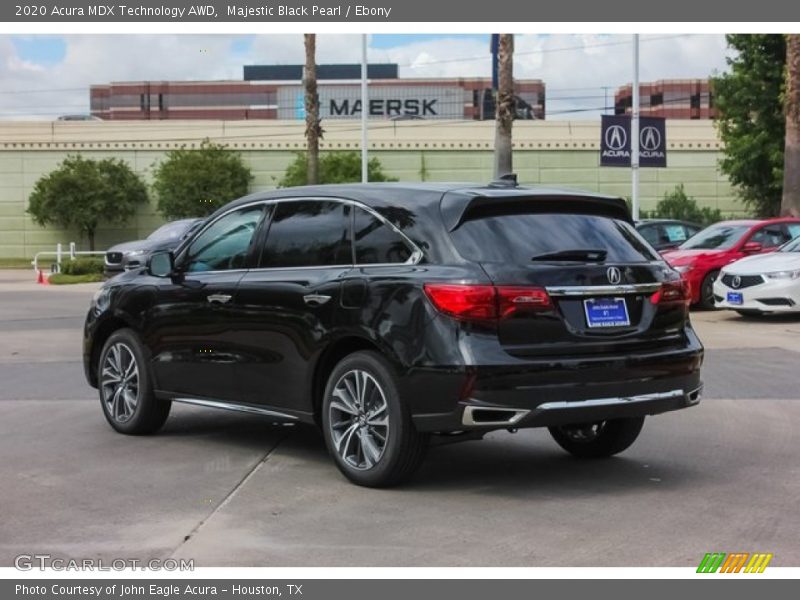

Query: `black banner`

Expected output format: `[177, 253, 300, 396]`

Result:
[601, 115, 667, 168]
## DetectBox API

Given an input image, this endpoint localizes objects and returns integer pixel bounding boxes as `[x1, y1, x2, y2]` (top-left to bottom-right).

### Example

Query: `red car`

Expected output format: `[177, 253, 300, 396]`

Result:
[662, 218, 800, 308]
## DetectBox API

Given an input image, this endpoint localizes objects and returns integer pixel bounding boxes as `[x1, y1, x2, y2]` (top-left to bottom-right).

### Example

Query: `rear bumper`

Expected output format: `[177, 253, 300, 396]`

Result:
[409, 338, 704, 433]
[460, 386, 702, 429]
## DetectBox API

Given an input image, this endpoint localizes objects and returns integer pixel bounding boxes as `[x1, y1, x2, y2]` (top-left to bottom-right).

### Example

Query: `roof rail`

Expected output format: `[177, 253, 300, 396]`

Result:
[489, 173, 518, 188]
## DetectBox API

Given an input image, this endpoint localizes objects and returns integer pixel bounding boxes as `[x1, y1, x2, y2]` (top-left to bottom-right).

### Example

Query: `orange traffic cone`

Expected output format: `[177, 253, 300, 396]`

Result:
[37, 269, 49, 285]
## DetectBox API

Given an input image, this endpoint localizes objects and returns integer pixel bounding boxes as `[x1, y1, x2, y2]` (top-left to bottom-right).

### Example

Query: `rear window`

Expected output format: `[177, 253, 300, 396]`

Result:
[450, 212, 659, 263]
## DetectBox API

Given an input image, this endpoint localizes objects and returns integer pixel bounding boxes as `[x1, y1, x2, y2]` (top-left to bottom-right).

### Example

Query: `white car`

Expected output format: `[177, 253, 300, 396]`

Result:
[714, 236, 800, 315]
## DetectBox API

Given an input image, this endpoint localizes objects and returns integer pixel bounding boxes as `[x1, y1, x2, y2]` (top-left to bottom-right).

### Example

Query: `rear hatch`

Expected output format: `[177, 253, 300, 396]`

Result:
[446, 197, 689, 357]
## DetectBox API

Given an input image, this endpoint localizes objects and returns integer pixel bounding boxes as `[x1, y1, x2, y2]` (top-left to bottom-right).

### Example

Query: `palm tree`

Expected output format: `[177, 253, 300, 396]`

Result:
[304, 34, 322, 185]
[494, 34, 514, 178]
[782, 34, 800, 216]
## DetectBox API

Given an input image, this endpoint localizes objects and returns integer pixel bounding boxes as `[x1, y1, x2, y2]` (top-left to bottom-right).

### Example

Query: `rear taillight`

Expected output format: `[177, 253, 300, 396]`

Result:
[423, 284, 552, 321]
[650, 280, 690, 306]
[495, 286, 552, 317]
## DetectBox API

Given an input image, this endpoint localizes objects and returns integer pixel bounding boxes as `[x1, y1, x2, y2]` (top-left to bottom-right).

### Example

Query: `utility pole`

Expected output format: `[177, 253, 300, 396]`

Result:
[631, 34, 640, 220]
[494, 34, 514, 178]
[361, 34, 368, 183]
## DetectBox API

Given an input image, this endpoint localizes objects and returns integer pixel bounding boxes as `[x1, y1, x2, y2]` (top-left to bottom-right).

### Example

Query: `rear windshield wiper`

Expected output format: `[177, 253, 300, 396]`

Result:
[530, 249, 608, 262]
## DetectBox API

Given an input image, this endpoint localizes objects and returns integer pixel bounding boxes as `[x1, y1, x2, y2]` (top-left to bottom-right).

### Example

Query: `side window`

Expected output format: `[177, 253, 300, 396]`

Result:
[353, 207, 413, 264]
[751, 225, 789, 249]
[685, 225, 702, 240]
[638, 225, 660, 246]
[185, 206, 263, 272]
[260, 200, 350, 268]
[784, 223, 800, 241]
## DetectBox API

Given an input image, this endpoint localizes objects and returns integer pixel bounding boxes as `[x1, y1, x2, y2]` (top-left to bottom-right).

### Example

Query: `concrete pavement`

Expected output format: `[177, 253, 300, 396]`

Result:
[1, 271, 798, 567]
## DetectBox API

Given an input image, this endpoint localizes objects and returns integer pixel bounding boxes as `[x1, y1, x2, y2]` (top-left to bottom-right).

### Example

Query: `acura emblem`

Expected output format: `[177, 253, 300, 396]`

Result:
[605, 125, 627, 151]
[607, 267, 622, 285]
[732, 275, 741, 289]
[640, 126, 662, 151]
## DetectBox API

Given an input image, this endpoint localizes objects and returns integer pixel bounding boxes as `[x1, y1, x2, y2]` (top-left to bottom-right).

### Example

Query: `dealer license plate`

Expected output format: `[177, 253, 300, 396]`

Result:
[584, 297, 631, 328]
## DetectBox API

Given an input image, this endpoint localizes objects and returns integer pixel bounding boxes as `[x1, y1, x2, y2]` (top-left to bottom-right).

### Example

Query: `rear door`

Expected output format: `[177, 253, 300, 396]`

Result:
[235, 199, 353, 411]
[448, 205, 686, 357]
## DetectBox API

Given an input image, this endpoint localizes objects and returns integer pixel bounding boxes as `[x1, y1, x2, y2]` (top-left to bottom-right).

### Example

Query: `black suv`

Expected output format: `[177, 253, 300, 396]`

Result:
[83, 182, 703, 487]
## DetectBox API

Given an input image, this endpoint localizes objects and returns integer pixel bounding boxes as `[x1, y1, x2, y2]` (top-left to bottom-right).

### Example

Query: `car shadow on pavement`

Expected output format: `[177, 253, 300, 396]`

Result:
[156, 410, 707, 498]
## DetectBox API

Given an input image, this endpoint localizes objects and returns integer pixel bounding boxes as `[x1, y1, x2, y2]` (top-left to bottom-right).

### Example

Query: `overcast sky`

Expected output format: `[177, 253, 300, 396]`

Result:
[0, 33, 732, 120]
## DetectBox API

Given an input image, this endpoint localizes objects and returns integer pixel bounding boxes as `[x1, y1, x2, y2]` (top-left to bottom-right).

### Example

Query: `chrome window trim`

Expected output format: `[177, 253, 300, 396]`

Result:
[179, 195, 423, 275]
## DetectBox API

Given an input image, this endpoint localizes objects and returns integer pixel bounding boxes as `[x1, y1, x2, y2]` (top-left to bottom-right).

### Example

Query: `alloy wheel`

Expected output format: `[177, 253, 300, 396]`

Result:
[100, 342, 140, 423]
[328, 369, 390, 470]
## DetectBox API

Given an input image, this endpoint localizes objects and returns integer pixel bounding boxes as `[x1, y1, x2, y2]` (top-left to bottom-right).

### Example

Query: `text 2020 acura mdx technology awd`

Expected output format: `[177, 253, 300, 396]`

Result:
[83, 181, 704, 487]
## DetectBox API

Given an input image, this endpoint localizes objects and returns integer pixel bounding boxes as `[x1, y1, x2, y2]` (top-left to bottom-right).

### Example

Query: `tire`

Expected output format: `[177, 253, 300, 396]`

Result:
[548, 417, 645, 458]
[698, 270, 720, 310]
[321, 351, 428, 487]
[98, 328, 171, 435]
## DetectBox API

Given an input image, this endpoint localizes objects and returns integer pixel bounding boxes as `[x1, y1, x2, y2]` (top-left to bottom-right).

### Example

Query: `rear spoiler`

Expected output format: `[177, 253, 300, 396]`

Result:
[441, 193, 633, 232]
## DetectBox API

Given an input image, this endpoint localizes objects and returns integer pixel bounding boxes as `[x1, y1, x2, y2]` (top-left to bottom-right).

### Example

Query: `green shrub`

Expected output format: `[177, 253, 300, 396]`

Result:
[277, 151, 397, 187]
[60, 257, 104, 276]
[641, 184, 723, 225]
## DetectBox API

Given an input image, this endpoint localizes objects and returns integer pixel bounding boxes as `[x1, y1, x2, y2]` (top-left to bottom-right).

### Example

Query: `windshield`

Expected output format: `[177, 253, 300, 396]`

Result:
[679, 224, 751, 250]
[781, 236, 800, 252]
[147, 220, 196, 242]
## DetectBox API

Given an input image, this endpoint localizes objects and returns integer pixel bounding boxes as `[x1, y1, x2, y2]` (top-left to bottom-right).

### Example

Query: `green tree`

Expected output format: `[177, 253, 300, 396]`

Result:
[782, 34, 800, 216]
[642, 184, 723, 225]
[277, 151, 397, 187]
[27, 155, 147, 250]
[152, 139, 253, 219]
[712, 34, 786, 217]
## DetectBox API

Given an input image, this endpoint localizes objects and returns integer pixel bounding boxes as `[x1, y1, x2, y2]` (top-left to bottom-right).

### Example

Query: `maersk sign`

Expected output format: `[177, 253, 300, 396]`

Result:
[278, 85, 465, 120]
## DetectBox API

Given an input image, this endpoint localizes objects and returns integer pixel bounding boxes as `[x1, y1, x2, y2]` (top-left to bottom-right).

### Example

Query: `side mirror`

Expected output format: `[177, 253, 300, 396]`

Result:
[148, 251, 174, 277]
[742, 241, 763, 253]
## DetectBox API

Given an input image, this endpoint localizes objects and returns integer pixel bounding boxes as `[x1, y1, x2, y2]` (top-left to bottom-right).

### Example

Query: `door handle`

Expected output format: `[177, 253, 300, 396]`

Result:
[303, 294, 332, 306]
[207, 293, 232, 305]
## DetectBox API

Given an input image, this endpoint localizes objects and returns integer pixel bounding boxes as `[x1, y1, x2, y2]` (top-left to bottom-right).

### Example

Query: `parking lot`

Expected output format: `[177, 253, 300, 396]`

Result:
[1, 268, 799, 568]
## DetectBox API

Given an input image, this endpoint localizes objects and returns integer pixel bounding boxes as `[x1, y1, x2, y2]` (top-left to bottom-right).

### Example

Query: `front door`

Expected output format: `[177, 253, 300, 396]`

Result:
[144, 204, 266, 401]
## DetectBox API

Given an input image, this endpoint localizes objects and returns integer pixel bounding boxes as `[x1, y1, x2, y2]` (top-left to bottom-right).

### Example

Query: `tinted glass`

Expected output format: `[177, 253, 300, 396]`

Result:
[260, 200, 350, 268]
[638, 224, 660, 246]
[450, 212, 659, 263]
[354, 207, 413, 264]
[680, 224, 750, 250]
[185, 207, 263, 272]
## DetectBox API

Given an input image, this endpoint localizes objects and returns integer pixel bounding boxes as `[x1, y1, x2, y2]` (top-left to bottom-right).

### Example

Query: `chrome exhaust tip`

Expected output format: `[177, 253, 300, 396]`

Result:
[462, 406, 530, 427]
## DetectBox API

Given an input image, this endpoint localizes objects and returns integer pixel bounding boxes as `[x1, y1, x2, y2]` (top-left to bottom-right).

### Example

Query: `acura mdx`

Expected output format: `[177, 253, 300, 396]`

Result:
[83, 181, 704, 487]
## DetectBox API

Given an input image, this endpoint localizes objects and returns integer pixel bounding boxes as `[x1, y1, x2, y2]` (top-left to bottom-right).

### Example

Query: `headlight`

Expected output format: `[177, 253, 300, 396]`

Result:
[124, 250, 146, 257]
[674, 265, 693, 273]
[91, 287, 111, 313]
[765, 270, 800, 280]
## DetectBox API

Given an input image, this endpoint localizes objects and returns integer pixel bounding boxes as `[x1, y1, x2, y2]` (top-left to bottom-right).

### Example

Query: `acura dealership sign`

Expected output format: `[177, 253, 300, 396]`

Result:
[600, 115, 667, 167]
